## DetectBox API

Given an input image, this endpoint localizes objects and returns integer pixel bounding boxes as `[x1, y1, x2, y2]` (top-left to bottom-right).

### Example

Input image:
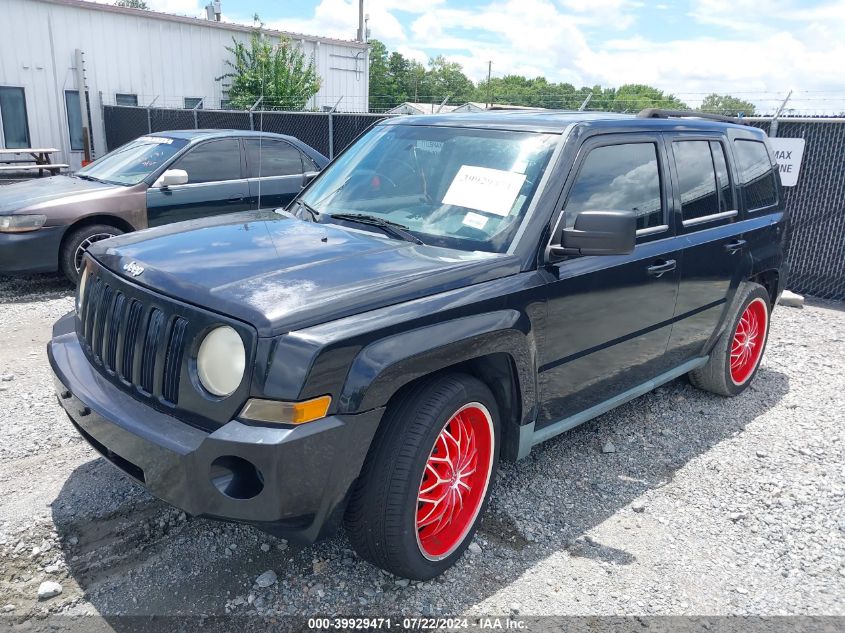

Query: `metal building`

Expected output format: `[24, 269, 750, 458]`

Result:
[0, 0, 369, 170]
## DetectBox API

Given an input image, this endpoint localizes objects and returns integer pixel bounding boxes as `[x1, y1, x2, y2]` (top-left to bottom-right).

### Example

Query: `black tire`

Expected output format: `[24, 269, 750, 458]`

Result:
[689, 282, 771, 396]
[345, 373, 500, 580]
[60, 223, 124, 284]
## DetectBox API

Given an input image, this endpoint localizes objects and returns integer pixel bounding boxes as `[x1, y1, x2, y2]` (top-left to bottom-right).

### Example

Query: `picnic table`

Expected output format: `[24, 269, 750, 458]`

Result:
[0, 148, 68, 177]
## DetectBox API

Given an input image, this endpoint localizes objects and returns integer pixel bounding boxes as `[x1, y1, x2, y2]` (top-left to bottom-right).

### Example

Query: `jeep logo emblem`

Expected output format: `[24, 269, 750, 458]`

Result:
[123, 261, 144, 277]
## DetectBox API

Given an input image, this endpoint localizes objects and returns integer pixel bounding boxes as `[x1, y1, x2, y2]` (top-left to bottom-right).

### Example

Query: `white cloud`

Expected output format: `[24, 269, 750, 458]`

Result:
[145, 0, 204, 17]
[168, 0, 845, 113]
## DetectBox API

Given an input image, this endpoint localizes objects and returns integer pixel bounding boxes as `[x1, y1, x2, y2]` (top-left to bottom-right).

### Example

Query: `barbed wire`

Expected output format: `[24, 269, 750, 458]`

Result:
[99, 93, 845, 116]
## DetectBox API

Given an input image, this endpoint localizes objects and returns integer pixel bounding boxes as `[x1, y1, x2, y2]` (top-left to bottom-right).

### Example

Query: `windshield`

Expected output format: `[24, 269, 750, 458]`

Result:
[77, 136, 188, 185]
[299, 125, 558, 253]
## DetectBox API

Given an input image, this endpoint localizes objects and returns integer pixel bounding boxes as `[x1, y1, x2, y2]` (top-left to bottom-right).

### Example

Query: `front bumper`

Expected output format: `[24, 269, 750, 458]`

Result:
[0, 226, 67, 274]
[48, 314, 384, 542]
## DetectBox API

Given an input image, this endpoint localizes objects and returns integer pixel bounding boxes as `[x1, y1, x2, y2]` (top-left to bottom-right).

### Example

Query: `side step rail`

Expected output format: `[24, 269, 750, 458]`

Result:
[517, 356, 709, 459]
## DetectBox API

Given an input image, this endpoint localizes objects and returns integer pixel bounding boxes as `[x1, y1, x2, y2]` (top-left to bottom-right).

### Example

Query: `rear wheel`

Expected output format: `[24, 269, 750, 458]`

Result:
[345, 374, 499, 579]
[690, 283, 770, 396]
[60, 223, 124, 284]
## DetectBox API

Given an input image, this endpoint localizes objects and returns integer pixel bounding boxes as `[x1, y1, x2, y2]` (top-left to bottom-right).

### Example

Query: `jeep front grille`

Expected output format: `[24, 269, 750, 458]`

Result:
[78, 271, 189, 406]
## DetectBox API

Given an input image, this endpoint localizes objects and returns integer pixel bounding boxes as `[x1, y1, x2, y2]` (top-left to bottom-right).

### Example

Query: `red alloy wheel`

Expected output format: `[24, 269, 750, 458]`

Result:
[415, 403, 494, 561]
[730, 297, 768, 386]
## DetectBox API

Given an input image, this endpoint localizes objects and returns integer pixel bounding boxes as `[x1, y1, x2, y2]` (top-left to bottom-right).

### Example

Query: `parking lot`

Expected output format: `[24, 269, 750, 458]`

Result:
[0, 273, 843, 623]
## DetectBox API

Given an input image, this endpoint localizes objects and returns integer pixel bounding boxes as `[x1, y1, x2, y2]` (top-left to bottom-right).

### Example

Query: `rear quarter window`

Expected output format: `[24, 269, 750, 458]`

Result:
[733, 139, 778, 211]
[673, 140, 735, 223]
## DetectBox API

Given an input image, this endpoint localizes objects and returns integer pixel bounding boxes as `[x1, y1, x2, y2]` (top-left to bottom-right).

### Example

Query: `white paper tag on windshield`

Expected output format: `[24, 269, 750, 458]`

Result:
[442, 166, 526, 217]
[137, 136, 173, 144]
[462, 212, 489, 230]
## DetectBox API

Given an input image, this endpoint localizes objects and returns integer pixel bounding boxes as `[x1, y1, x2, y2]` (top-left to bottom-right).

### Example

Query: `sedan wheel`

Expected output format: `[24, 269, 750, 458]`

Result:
[60, 223, 125, 284]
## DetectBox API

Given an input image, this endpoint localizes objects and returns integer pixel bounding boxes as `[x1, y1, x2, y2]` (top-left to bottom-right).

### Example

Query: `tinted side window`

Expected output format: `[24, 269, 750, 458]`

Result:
[674, 140, 719, 221]
[565, 143, 663, 231]
[245, 139, 303, 178]
[733, 139, 777, 211]
[711, 141, 733, 212]
[302, 152, 318, 172]
[172, 139, 241, 184]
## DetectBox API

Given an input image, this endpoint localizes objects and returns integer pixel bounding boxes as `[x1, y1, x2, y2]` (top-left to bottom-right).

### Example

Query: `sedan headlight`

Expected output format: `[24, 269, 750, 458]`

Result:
[196, 326, 246, 397]
[0, 214, 47, 233]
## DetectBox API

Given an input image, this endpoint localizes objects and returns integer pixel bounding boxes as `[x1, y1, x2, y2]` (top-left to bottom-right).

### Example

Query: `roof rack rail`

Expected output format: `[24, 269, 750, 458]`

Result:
[637, 108, 744, 124]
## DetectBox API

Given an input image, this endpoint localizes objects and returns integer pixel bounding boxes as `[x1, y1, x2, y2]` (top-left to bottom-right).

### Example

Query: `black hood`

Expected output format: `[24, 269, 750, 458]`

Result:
[91, 211, 519, 336]
[0, 175, 114, 213]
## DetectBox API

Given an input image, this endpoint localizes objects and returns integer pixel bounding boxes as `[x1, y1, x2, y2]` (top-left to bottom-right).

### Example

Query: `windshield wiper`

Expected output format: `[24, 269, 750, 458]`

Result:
[329, 213, 423, 245]
[76, 174, 103, 183]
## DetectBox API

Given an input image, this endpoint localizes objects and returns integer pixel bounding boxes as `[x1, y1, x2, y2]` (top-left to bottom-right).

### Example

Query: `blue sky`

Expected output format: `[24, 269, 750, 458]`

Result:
[145, 0, 844, 112]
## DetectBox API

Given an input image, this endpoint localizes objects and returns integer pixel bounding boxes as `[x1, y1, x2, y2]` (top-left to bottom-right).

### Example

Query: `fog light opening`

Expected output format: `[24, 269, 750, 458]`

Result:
[210, 456, 264, 500]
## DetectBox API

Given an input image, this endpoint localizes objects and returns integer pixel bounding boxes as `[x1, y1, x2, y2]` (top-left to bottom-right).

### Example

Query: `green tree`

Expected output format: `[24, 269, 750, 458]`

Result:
[218, 32, 321, 110]
[367, 40, 690, 115]
[473, 76, 588, 109]
[597, 84, 688, 113]
[368, 41, 475, 110]
[700, 93, 756, 116]
[425, 56, 475, 104]
[368, 40, 397, 111]
[115, 0, 148, 8]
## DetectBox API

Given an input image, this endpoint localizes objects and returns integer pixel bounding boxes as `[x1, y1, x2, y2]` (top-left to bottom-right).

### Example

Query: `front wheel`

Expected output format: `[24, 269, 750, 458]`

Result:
[60, 223, 124, 284]
[690, 282, 771, 396]
[345, 374, 499, 579]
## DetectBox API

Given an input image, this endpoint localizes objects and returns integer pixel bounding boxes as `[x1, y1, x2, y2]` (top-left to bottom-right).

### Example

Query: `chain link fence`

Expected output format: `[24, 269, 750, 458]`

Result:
[102, 105, 845, 300]
[102, 105, 391, 159]
[746, 118, 845, 300]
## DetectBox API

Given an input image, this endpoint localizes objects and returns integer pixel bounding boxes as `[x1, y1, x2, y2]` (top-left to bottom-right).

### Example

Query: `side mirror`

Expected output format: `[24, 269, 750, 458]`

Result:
[302, 170, 320, 188]
[153, 169, 188, 189]
[549, 210, 636, 259]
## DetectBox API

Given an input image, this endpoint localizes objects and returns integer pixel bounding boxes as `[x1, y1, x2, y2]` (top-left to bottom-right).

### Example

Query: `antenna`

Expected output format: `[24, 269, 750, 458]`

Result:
[256, 34, 266, 210]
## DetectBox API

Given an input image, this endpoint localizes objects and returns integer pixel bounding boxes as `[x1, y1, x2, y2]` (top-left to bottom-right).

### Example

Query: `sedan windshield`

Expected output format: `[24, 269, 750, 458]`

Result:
[77, 136, 188, 185]
[299, 125, 558, 253]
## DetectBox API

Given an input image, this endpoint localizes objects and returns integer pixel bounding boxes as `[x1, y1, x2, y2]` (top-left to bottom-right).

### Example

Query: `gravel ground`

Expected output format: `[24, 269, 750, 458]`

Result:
[0, 274, 843, 626]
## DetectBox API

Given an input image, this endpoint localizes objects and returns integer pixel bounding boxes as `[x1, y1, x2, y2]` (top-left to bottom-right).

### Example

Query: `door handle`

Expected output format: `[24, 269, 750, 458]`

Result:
[227, 195, 244, 202]
[646, 259, 676, 277]
[723, 239, 747, 254]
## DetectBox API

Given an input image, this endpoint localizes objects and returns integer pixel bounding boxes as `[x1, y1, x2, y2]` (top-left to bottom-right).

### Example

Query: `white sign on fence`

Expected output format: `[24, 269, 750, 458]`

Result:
[769, 138, 806, 187]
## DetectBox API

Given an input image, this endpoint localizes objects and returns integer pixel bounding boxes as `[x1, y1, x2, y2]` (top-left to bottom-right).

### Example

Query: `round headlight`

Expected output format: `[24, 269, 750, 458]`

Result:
[196, 326, 246, 397]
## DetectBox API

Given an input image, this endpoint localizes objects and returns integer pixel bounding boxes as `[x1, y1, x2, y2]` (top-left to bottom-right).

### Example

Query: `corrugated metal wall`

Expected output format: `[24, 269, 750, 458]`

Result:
[0, 0, 368, 170]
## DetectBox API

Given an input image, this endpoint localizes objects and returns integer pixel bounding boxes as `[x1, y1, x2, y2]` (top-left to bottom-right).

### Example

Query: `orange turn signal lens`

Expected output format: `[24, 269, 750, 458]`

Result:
[238, 395, 332, 425]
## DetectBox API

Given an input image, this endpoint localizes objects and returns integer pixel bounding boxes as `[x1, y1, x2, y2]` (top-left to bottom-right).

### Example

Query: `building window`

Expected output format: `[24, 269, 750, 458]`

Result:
[184, 97, 203, 109]
[0, 86, 31, 149]
[65, 90, 92, 152]
[115, 93, 138, 106]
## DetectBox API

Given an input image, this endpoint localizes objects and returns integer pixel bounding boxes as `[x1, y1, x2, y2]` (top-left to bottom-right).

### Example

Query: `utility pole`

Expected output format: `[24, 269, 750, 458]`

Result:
[486, 61, 492, 109]
[357, 0, 364, 41]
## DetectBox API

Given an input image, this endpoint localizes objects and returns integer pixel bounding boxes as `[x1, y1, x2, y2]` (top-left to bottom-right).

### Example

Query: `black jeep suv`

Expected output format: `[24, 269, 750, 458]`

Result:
[49, 109, 789, 579]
